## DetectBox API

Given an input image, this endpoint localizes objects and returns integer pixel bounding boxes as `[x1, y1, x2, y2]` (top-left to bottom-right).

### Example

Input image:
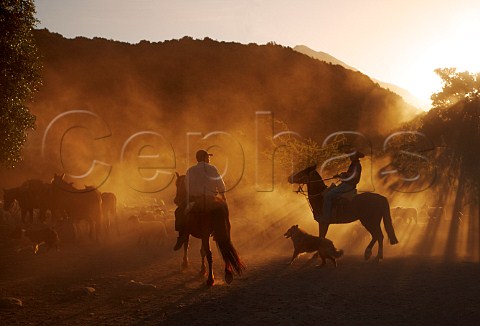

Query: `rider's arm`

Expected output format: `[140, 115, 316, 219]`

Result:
[212, 166, 226, 200]
[338, 162, 359, 181]
[217, 178, 227, 200]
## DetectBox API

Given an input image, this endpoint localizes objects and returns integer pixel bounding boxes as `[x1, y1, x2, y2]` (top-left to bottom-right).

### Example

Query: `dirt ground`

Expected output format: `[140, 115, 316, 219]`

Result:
[0, 218, 479, 326]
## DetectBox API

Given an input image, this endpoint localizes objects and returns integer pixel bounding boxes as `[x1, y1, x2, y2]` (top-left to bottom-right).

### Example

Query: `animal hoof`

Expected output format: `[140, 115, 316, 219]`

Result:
[199, 269, 206, 277]
[374, 256, 383, 263]
[364, 249, 372, 260]
[225, 271, 233, 284]
[206, 278, 214, 286]
[182, 262, 189, 269]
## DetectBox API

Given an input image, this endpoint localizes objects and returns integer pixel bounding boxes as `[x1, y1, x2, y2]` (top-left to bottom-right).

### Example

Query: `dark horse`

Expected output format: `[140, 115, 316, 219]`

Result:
[174, 173, 245, 286]
[289, 165, 398, 261]
[3, 180, 51, 223]
[50, 174, 103, 241]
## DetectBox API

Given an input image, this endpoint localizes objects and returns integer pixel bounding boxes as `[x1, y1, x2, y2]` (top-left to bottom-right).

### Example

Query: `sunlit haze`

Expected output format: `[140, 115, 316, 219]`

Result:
[35, 0, 480, 110]
[1, 2, 479, 322]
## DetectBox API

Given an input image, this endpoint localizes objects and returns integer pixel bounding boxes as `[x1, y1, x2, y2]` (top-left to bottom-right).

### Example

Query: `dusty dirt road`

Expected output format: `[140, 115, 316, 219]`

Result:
[1, 224, 479, 326]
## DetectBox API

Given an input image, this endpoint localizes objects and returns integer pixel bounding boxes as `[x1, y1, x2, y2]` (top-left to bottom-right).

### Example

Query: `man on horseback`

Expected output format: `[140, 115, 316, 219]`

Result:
[321, 151, 365, 224]
[173, 149, 227, 251]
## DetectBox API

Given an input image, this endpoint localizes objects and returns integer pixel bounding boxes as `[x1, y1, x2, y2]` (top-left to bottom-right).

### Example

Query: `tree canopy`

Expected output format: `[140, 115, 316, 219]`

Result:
[0, 0, 42, 167]
[431, 68, 480, 109]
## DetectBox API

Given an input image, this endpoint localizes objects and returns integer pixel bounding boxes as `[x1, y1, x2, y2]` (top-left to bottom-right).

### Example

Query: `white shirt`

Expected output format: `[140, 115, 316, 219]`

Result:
[185, 162, 226, 197]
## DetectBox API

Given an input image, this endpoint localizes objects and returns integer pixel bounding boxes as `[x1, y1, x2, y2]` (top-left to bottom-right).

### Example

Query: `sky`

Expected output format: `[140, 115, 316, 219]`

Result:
[35, 0, 480, 109]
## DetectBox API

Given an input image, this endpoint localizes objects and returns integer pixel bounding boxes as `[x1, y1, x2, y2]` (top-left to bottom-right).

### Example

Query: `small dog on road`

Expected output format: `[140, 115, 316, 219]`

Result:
[284, 225, 343, 267]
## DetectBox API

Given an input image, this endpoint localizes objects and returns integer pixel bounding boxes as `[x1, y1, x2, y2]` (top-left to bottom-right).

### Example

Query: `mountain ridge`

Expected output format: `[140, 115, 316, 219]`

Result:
[293, 45, 426, 109]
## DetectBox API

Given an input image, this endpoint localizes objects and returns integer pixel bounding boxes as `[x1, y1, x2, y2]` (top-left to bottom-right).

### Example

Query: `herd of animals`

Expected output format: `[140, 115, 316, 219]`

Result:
[0, 174, 176, 254]
[0, 175, 456, 267]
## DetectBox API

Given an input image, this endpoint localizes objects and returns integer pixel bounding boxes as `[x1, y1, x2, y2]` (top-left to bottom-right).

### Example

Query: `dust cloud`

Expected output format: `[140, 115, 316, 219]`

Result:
[0, 31, 476, 265]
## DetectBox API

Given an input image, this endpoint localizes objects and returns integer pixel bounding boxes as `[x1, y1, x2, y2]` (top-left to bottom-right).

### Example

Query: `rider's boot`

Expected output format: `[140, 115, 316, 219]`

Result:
[173, 231, 188, 251]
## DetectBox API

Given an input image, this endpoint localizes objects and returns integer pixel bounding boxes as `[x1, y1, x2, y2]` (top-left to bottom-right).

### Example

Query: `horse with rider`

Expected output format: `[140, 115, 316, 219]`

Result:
[173, 149, 244, 285]
[289, 148, 398, 261]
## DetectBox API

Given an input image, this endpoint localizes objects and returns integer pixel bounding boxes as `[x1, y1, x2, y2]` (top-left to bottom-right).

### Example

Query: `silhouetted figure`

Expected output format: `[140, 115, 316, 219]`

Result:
[173, 149, 228, 250]
[173, 170, 243, 286]
[288, 164, 398, 261]
[322, 151, 364, 223]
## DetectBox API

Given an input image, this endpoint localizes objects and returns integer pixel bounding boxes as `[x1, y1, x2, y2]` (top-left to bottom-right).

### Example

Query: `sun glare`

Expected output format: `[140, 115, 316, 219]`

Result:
[398, 11, 480, 111]
[442, 12, 480, 70]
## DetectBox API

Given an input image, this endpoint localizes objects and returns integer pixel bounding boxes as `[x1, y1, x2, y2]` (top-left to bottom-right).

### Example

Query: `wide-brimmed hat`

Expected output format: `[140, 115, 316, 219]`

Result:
[196, 149, 213, 162]
[350, 151, 365, 159]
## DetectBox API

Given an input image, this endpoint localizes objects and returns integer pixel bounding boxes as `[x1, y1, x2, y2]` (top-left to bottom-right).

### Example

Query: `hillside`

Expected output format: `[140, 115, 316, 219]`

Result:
[0, 29, 417, 194]
[294, 45, 425, 109]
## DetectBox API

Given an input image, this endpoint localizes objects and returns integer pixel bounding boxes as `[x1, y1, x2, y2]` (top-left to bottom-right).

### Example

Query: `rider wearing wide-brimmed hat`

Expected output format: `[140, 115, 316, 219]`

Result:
[321, 149, 365, 223]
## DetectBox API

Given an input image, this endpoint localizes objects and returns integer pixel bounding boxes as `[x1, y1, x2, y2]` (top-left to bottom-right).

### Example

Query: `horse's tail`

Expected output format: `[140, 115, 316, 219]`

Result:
[212, 207, 246, 276]
[382, 197, 399, 245]
[216, 239, 246, 275]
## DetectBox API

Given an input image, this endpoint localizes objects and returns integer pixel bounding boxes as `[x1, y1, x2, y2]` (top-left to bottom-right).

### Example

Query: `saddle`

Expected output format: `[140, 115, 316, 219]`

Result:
[331, 187, 357, 220]
[338, 189, 357, 201]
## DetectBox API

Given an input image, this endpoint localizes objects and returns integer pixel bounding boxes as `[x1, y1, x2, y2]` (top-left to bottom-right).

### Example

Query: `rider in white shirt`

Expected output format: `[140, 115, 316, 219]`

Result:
[174, 150, 227, 250]
[185, 152, 226, 200]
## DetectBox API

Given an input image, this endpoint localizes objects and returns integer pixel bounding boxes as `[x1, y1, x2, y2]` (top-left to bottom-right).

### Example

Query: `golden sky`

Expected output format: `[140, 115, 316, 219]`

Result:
[36, 0, 480, 109]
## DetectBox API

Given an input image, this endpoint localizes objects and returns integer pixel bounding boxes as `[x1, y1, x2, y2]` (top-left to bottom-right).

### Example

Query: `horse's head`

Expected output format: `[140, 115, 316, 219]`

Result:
[289, 165, 326, 186]
[174, 172, 186, 206]
[288, 165, 318, 184]
[50, 173, 80, 193]
[51, 173, 65, 187]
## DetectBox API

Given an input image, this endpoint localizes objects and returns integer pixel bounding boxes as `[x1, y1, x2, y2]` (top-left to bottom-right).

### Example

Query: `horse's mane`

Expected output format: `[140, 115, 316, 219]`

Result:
[51, 174, 81, 192]
[289, 165, 324, 185]
[289, 165, 313, 184]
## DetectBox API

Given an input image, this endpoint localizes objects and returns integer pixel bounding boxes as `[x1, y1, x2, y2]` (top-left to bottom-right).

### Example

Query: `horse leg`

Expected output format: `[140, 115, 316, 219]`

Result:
[318, 222, 330, 238]
[104, 212, 110, 235]
[375, 228, 384, 261]
[364, 219, 385, 261]
[203, 238, 214, 286]
[364, 237, 376, 260]
[199, 245, 207, 276]
[91, 219, 100, 242]
[365, 221, 384, 261]
[182, 236, 190, 269]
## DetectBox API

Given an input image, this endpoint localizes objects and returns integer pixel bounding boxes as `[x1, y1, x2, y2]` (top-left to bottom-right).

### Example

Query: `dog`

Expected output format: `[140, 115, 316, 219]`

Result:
[284, 225, 343, 267]
[9, 226, 60, 254]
